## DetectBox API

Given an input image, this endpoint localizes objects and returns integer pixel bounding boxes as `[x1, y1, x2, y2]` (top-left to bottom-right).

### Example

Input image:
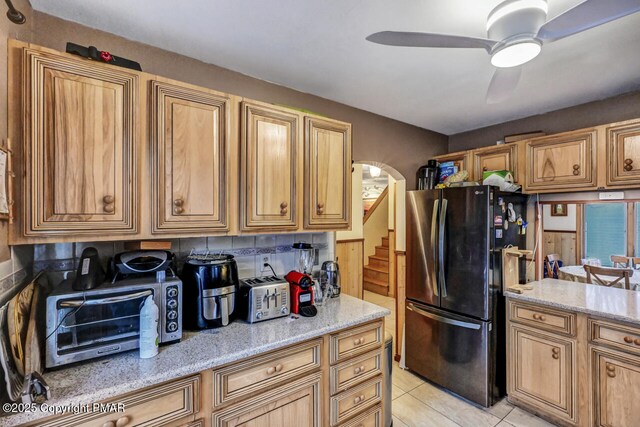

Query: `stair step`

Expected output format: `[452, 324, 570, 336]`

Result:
[368, 255, 389, 269]
[364, 266, 389, 282]
[364, 278, 389, 296]
[375, 246, 389, 258]
[381, 237, 389, 248]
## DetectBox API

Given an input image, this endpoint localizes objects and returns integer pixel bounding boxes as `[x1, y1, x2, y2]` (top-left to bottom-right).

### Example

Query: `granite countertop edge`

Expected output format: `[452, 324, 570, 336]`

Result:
[1, 296, 390, 426]
[504, 278, 640, 325]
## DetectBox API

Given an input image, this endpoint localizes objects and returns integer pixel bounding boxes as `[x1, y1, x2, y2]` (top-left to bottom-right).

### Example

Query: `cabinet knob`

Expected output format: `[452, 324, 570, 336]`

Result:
[353, 337, 365, 346]
[275, 363, 283, 372]
[606, 365, 616, 378]
[624, 164, 633, 172]
[103, 204, 115, 213]
[606, 363, 615, 372]
[624, 336, 633, 344]
[551, 347, 559, 359]
[267, 366, 276, 375]
[353, 396, 361, 404]
[103, 195, 114, 204]
[174, 199, 184, 207]
[174, 206, 184, 214]
[635, 338, 640, 346]
[115, 416, 130, 427]
[102, 422, 116, 427]
[280, 207, 288, 216]
[572, 164, 580, 175]
[552, 354, 559, 360]
[624, 158, 633, 165]
[280, 201, 288, 209]
[354, 367, 361, 374]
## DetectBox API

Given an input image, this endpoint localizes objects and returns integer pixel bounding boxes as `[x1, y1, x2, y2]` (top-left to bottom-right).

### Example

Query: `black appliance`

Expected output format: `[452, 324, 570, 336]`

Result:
[405, 186, 526, 407]
[180, 254, 239, 329]
[72, 247, 104, 291]
[416, 160, 440, 190]
[110, 250, 174, 282]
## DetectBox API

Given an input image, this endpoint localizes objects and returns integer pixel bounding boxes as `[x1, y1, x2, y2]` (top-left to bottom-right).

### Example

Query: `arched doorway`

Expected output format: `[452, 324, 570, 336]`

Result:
[335, 161, 406, 359]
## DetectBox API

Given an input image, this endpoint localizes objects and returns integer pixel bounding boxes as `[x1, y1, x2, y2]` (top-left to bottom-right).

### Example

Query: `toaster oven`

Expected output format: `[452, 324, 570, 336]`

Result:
[45, 276, 182, 368]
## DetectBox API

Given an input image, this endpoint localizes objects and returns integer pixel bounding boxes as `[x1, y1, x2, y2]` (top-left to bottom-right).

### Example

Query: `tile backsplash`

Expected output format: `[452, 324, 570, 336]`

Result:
[32, 233, 335, 285]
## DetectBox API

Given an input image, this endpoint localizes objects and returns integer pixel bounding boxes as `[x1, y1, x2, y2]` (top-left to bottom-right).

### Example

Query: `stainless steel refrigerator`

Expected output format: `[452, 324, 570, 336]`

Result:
[405, 185, 527, 407]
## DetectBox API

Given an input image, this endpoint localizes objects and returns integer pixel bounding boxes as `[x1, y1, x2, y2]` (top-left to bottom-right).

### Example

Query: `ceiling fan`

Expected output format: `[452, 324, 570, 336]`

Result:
[366, 0, 640, 103]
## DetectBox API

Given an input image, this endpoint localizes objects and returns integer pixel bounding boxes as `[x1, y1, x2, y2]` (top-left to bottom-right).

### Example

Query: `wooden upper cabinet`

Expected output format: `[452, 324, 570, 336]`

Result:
[23, 47, 138, 235]
[508, 326, 575, 423]
[433, 151, 473, 177]
[151, 81, 230, 233]
[592, 348, 640, 427]
[472, 144, 518, 181]
[524, 130, 597, 192]
[607, 120, 640, 187]
[241, 102, 299, 231]
[304, 117, 352, 230]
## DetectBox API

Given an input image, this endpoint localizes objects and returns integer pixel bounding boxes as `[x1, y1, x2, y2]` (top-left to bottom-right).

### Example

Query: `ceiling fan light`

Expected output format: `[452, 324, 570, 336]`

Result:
[486, 0, 548, 31]
[491, 40, 541, 68]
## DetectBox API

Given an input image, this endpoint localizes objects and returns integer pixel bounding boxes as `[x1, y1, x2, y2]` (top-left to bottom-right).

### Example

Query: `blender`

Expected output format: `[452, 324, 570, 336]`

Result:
[286, 243, 318, 316]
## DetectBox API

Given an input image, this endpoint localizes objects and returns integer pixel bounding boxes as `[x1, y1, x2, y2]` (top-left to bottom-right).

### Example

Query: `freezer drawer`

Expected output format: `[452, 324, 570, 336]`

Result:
[405, 301, 493, 407]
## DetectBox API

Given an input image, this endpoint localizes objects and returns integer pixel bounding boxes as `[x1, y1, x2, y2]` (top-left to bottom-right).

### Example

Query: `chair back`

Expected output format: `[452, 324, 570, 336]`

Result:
[610, 255, 632, 268]
[584, 265, 633, 290]
[632, 257, 640, 269]
[545, 254, 560, 279]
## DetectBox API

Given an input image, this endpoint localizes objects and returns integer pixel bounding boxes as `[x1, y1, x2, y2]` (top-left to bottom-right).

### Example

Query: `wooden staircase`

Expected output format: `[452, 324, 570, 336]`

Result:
[364, 236, 389, 296]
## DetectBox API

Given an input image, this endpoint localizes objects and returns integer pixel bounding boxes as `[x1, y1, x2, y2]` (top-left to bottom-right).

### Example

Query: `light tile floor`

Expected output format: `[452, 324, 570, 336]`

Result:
[363, 291, 556, 427]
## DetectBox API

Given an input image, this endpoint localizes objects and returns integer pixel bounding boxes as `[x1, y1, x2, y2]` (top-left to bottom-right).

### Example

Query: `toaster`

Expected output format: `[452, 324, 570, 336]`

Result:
[238, 276, 290, 323]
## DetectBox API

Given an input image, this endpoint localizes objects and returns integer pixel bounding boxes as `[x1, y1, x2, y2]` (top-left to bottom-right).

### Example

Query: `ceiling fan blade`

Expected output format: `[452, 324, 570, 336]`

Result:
[537, 0, 640, 42]
[366, 31, 496, 52]
[486, 67, 522, 104]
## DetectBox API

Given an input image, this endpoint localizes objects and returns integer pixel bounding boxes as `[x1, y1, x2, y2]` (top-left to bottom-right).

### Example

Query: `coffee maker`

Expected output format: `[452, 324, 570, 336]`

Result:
[320, 261, 341, 298]
[284, 270, 317, 317]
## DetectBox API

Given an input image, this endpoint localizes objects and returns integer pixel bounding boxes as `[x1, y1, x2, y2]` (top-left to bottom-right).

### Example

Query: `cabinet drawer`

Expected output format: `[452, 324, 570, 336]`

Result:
[212, 338, 321, 407]
[590, 318, 640, 356]
[340, 403, 383, 427]
[509, 301, 576, 336]
[330, 322, 383, 364]
[330, 376, 383, 426]
[330, 349, 382, 395]
[36, 375, 200, 427]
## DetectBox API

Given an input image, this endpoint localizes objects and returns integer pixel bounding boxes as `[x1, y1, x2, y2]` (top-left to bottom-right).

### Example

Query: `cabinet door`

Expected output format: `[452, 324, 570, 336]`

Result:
[304, 117, 351, 229]
[472, 144, 517, 181]
[508, 326, 576, 423]
[212, 373, 321, 427]
[434, 151, 472, 176]
[241, 102, 299, 231]
[525, 131, 596, 191]
[607, 120, 640, 186]
[592, 348, 640, 427]
[24, 48, 137, 235]
[151, 81, 229, 233]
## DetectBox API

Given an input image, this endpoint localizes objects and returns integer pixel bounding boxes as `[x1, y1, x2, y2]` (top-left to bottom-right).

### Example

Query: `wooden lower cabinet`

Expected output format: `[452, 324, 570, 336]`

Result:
[591, 347, 640, 427]
[508, 326, 576, 423]
[211, 373, 322, 427]
[335, 239, 364, 299]
[507, 299, 640, 427]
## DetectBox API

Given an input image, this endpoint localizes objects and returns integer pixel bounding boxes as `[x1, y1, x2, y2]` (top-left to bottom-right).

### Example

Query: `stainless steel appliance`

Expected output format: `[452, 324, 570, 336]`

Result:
[180, 254, 239, 329]
[238, 275, 289, 323]
[45, 275, 182, 368]
[405, 185, 526, 407]
[320, 261, 340, 298]
[416, 159, 440, 190]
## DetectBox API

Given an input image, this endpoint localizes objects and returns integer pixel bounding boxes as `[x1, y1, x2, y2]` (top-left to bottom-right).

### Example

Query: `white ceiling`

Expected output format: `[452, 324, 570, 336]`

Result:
[29, 0, 640, 135]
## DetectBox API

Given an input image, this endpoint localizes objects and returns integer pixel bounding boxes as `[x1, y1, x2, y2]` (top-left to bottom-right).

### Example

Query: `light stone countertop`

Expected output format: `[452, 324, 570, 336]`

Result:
[505, 278, 640, 324]
[0, 295, 389, 427]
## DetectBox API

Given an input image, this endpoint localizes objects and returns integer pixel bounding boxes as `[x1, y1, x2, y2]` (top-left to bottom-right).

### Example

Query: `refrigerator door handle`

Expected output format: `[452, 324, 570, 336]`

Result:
[430, 199, 439, 297]
[407, 302, 481, 330]
[439, 198, 448, 297]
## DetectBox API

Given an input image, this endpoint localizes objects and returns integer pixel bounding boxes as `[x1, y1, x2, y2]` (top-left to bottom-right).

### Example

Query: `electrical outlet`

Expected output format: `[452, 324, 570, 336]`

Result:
[259, 255, 273, 273]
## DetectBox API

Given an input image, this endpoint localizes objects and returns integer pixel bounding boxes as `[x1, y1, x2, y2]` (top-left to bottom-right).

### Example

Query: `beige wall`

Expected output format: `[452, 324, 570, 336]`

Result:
[336, 164, 364, 241]
[449, 90, 640, 152]
[363, 194, 389, 262]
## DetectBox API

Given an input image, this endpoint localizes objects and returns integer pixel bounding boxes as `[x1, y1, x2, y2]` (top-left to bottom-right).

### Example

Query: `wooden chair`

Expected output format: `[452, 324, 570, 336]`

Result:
[544, 254, 560, 278]
[632, 257, 640, 269]
[610, 255, 632, 268]
[584, 265, 633, 290]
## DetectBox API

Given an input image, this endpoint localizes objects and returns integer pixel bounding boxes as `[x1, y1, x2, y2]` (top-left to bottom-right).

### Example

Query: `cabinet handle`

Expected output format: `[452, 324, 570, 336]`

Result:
[103, 204, 115, 213]
[625, 164, 633, 172]
[275, 363, 283, 372]
[353, 337, 365, 346]
[174, 199, 184, 206]
[103, 422, 116, 427]
[635, 338, 640, 346]
[606, 364, 616, 378]
[624, 159, 634, 172]
[280, 201, 288, 209]
[624, 336, 633, 344]
[533, 313, 545, 321]
[353, 396, 361, 404]
[280, 208, 288, 215]
[354, 365, 366, 375]
[317, 202, 324, 214]
[267, 366, 276, 375]
[551, 347, 559, 359]
[103, 195, 114, 204]
[174, 206, 184, 214]
[572, 164, 580, 175]
[173, 199, 185, 214]
[115, 416, 130, 427]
